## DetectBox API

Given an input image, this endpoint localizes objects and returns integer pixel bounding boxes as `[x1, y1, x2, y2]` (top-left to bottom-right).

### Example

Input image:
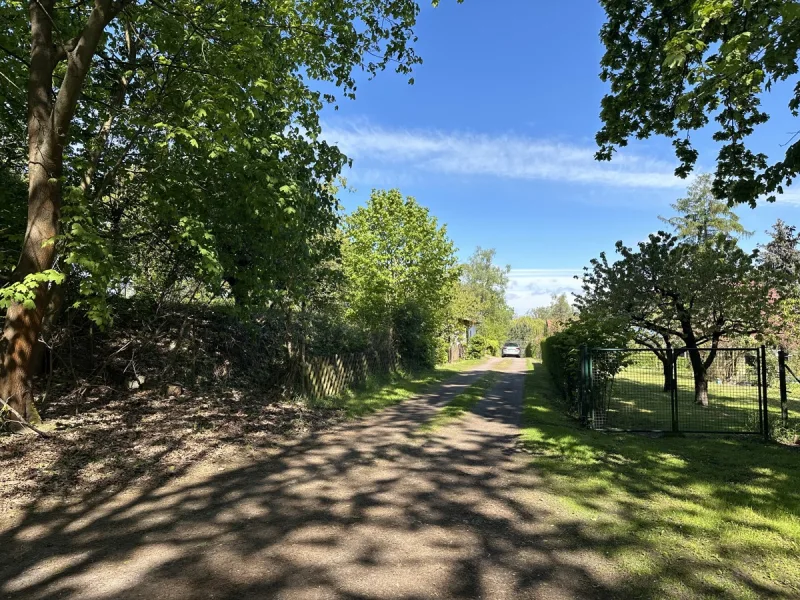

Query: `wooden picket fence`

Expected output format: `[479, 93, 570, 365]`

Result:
[302, 349, 399, 399]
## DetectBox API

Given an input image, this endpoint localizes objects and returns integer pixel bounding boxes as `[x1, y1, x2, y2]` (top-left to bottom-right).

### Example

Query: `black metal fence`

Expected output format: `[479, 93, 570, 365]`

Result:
[777, 350, 800, 439]
[579, 346, 769, 437]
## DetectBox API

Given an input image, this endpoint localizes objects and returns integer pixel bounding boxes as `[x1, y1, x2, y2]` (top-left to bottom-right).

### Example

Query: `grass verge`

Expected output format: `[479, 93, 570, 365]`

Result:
[418, 370, 500, 433]
[307, 358, 488, 419]
[522, 359, 800, 600]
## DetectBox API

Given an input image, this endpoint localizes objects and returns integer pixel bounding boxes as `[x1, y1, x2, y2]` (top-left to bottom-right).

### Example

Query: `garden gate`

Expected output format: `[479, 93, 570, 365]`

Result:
[579, 346, 769, 438]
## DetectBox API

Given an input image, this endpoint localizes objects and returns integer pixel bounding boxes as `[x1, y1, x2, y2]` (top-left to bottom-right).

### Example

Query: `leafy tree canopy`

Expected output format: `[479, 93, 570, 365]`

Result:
[459, 247, 513, 342]
[597, 0, 800, 206]
[0, 0, 453, 322]
[528, 293, 575, 330]
[577, 231, 779, 403]
[341, 189, 459, 364]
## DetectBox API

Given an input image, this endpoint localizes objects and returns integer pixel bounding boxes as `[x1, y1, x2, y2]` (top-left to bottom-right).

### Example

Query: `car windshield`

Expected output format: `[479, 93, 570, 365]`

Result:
[504, 343, 519, 348]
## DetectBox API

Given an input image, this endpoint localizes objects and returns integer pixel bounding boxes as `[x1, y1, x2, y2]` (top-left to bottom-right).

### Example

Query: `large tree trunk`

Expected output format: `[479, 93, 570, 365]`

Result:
[694, 375, 709, 407]
[1, 0, 60, 425]
[687, 348, 709, 406]
[2, 0, 121, 426]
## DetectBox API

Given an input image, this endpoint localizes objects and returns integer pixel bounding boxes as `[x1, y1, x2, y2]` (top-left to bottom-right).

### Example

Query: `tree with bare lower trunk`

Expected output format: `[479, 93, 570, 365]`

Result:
[577, 233, 776, 406]
[0, 0, 456, 426]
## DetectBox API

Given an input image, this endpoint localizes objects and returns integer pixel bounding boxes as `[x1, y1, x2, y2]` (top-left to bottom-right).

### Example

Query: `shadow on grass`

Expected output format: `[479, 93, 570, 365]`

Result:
[523, 362, 800, 599]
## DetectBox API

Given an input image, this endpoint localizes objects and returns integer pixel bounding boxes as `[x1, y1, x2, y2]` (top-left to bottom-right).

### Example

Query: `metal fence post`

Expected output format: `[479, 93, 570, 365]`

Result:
[761, 345, 770, 441]
[579, 345, 587, 423]
[779, 350, 789, 428]
[588, 349, 595, 428]
[670, 348, 679, 433]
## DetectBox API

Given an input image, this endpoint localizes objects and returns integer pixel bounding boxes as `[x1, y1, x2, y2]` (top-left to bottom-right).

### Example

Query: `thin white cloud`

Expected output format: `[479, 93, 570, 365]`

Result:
[323, 121, 687, 189]
[506, 268, 583, 314]
[770, 190, 800, 205]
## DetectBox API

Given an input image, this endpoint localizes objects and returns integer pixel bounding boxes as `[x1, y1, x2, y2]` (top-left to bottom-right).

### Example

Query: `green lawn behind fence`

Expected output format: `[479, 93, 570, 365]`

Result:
[523, 360, 800, 599]
[594, 361, 800, 436]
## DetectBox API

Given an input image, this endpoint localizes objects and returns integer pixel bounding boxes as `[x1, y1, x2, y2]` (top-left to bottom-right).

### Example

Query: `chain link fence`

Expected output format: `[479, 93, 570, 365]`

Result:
[581, 347, 769, 436]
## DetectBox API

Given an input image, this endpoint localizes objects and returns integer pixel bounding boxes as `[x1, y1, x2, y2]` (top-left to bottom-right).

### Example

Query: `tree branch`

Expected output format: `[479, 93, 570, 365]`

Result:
[53, 0, 129, 137]
[0, 397, 50, 438]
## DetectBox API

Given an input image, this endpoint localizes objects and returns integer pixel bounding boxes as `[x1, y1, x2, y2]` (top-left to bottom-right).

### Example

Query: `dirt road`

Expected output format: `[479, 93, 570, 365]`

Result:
[0, 358, 620, 599]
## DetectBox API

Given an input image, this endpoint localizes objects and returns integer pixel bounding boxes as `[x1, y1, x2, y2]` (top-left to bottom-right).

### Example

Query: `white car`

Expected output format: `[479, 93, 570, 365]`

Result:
[501, 342, 521, 358]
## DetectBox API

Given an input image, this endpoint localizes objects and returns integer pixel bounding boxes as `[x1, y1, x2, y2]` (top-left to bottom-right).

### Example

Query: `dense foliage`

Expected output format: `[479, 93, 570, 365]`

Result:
[577, 231, 777, 405]
[540, 319, 631, 418]
[507, 316, 547, 358]
[0, 0, 466, 425]
[341, 189, 459, 368]
[597, 0, 800, 206]
[456, 248, 513, 342]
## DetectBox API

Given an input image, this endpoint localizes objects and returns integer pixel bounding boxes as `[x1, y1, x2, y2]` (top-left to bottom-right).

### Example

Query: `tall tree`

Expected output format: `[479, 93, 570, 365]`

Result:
[341, 189, 459, 366]
[528, 293, 575, 332]
[659, 174, 752, 243]
[596, 1, 800, 206]
[460, 247, 513, 342]
[0, 0, 452, 423]
[759, 220, 800, 280]
[578, 232, 774, 405]
[759, 220, 800, 351]
[507, 315, 547, 356]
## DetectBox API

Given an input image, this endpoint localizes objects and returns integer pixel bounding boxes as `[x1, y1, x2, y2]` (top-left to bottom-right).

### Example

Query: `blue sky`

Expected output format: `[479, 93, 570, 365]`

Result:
[321, 0, 800, 315]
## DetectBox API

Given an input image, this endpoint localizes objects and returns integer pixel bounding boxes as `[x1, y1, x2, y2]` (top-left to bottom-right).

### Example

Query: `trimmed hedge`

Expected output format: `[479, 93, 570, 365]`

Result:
[540, 321, 631, 418]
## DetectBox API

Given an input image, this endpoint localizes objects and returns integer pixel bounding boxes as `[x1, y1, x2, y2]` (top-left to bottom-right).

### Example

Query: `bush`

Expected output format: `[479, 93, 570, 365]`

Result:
[541, 319, 630, 419]
[392, 301, 438, 369]
[468, 334, 487, 358]
[486, 338, 499, 356]
[436, 336, 450, 366]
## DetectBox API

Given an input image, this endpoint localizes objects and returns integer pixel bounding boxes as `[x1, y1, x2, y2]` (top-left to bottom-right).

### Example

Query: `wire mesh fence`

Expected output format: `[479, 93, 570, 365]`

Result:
[582, 347, 768, 436]
[777, 351, 800, 443]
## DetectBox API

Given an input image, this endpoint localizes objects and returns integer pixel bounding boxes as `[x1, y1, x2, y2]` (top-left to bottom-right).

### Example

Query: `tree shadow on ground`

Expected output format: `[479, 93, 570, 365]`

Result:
[0, 360, 484, 508]
[0, 361, 626, 600]
[523, 363, 800, 599]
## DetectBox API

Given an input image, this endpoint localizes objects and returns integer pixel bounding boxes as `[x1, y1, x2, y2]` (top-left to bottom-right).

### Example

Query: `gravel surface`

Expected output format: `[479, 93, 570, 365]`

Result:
[0, 358, 620, 599]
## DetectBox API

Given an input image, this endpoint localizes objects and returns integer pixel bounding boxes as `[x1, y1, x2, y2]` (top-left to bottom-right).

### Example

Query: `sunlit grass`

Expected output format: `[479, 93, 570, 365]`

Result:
[522, 359, 800, 599]
[601, 365, 800, 434]
[307, 358, 488, 418]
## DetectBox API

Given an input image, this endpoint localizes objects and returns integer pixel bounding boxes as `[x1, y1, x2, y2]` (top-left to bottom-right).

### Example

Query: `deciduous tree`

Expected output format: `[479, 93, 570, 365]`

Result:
[459, 247, 513, 342]
[597, 0, 800, 206]
[578, 233, 773, 405]
[341, 189, 459, 367]
[0, 0, 451, 422]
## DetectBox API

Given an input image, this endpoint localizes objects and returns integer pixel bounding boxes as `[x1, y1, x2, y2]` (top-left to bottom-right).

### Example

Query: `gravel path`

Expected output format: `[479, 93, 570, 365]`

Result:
[0, 358, 620, 599]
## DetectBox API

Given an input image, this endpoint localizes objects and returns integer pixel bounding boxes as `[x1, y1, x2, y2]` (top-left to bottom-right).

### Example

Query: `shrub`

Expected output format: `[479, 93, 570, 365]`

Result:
[468, 334, 487, 358]
[392, 301, 438, 369]
[486, 338, 499, 356]
[541, 319, 630, 419]
[435, 336, 450, 366]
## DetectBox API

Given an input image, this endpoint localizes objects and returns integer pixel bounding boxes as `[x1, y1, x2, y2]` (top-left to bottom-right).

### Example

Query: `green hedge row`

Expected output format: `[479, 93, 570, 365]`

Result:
[540, 321, 631, 418]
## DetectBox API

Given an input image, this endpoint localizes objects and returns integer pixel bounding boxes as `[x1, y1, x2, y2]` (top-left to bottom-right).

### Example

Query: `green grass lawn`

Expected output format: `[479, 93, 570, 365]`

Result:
[522, 360, 800, 599]
[307, 357, 488, 418]
[594, 362, 800, 436]
[417, 368, 501, 432]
